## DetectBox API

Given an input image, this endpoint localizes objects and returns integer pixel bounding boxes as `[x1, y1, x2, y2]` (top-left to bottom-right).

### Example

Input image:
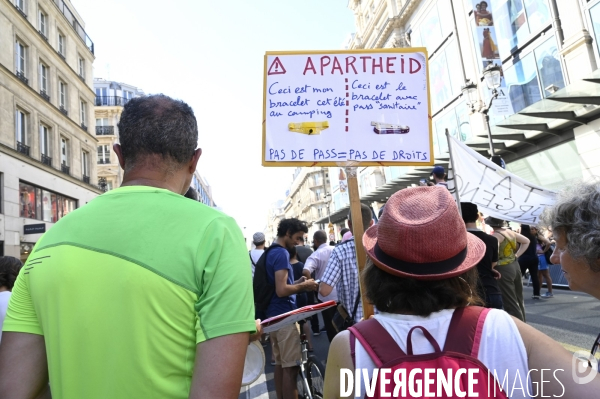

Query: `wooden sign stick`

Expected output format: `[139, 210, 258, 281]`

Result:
[346, 167, 375, 320]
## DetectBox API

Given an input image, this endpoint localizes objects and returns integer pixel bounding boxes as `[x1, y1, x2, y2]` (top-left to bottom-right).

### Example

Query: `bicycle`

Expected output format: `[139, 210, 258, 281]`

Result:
[296, 332, 325, 399]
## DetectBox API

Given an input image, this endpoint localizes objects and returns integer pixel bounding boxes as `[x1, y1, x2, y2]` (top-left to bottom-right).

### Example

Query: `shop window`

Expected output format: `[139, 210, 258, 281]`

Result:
[534, 37, 564, 96]
[19, 181, 77, 222]
[503, 52, 541, 113]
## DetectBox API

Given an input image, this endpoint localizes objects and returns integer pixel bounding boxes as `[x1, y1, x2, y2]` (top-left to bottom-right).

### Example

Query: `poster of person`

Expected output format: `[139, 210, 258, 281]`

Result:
[477, 27, 500, 60]
[473, 0, 493, 26]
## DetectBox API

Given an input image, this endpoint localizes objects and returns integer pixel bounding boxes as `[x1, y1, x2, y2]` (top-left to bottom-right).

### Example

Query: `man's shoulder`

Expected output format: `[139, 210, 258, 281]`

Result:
[332, 239, 355, 253]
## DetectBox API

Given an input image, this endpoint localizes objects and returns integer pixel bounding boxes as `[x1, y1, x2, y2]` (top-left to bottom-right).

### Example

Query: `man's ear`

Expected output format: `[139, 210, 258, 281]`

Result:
[113, 144, 126, 170]
[189, 148, 202, 173]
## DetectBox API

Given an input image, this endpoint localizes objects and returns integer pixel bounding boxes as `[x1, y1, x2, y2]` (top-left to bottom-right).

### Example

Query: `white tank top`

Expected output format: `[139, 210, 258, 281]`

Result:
[354, 309, 531, 398]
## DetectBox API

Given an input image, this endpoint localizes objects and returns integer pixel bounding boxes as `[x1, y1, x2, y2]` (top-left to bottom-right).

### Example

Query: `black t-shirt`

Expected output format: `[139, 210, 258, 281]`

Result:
[468, 229, 501, 296]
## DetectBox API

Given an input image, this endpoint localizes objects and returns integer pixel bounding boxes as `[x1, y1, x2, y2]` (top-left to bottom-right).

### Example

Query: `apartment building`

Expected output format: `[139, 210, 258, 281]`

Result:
[0, 0, 100, 260]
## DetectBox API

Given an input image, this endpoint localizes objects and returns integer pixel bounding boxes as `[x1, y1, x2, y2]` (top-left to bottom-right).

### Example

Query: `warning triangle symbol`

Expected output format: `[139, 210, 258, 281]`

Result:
[268, 57, 287, 75]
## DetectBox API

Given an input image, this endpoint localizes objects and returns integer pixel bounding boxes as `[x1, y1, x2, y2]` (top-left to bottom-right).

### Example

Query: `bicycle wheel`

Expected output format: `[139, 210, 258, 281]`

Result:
[306, 355, 325, 398]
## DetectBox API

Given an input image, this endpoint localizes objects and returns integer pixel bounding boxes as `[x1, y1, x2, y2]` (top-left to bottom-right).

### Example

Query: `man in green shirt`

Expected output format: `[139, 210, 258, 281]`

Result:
[0, 94, 256, 399]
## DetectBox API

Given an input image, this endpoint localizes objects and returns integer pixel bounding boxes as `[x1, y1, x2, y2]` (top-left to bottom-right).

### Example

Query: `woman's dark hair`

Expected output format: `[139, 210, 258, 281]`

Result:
[520, 225, 538, 252]
[362, 258, 483, 317]
[277, 218, 308, 238]
[287, 246, 297, 259]
[0, 256, 24, 290]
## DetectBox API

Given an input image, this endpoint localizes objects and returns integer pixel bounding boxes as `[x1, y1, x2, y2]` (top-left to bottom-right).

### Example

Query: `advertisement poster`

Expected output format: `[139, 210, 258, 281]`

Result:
[262, 49, 434, 166]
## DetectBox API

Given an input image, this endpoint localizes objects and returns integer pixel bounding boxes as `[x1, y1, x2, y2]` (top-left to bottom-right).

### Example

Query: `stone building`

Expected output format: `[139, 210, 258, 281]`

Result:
[0, 0, 100, 260]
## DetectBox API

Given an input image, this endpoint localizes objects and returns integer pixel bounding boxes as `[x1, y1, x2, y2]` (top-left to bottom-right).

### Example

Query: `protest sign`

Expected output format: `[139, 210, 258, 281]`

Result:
[447, 136, 557, 224]
[262, 49, 433, 166]
[260, 301, 336, 333]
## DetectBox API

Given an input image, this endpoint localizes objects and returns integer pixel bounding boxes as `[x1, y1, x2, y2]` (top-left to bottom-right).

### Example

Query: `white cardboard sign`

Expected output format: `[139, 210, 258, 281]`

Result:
[262, 50, 433, 166]
[447, 136, 557, 224]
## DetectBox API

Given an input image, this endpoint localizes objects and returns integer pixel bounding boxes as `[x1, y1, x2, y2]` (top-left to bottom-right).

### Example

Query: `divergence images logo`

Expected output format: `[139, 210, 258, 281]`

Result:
[572, 350, 598, 385]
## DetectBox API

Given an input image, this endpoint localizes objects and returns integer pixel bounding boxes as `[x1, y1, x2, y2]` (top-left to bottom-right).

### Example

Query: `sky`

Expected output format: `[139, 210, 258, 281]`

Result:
[74, 0, 356, 240]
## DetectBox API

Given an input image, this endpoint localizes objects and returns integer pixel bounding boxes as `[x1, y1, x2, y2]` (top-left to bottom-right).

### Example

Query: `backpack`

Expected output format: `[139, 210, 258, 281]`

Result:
[252, 244, 283, 313]
[348, 307, 510, 399]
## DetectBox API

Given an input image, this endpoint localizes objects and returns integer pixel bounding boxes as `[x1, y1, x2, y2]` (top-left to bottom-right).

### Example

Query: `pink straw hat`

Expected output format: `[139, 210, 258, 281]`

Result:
[363, 186, 486, 280]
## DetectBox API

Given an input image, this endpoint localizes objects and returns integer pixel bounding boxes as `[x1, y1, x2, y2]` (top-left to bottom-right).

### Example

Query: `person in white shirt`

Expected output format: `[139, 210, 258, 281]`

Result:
[303, 230, 337, 341]
[249, 232, 266, 280]
[0, 256, 23, 344]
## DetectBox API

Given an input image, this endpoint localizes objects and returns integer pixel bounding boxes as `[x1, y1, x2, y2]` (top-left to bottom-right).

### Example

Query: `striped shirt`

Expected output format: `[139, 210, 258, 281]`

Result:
[321, 239, 363, 322]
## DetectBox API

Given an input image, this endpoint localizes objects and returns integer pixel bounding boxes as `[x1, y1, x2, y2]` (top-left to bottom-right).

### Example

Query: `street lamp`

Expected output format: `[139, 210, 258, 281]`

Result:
[461, 63, 502, 156]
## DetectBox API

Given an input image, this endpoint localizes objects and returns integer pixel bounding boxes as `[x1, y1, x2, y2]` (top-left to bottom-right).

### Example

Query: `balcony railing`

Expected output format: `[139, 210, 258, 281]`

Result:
[40, 90, 50, 102]
[17, 141, 30, 156]
[96, 126, 114, 135]
[41, 154, 52, 166]
[14, 4, 27, 18]
[61, 163, 70, 175]
[83, 175, 90, 184]
[97, 159, 110, 164]
[59, 106, 68, 116]
[51, 0, 94, 54]
[16, 71, 28, 85]
[78, 74, 85, 82]
[39, 30, 48, 41]
[95, 96, 132, 107]
[81, 123, 88, 131]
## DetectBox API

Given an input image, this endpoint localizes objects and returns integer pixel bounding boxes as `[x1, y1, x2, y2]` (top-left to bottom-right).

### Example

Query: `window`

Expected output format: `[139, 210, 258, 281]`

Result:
[96, 118, 108, 126]
[95, 87, 108, 105]
[58, 32, 65, 56]
[16, 109, 27, 144]
[80, 101, 86, 126]
[39, 62, 48, 94]
[82, 151, 89, 177]
[97, 145, 110, 164]
[15, 41, 26, 76]
[534, 37, 565, 96]
[19, 181, 77, 222]
[433, 101, 471, 157]
[122, 90, 133, 104]
[15, 0, 25, 12]
[40, 124, 50, 156]
[39, 9, 47, 37]
[61, 137, 68, 165]
[493, 0, 551, 59]
[78, 57, 85, 77]
[59, 81, 67, 109]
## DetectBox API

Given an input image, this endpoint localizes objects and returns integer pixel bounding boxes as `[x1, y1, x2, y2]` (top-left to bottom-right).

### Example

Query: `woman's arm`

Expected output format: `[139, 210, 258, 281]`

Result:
[324, 331, 355, 399]
[514, 232, 530, 258]
[514, 317, 600, 396]
[538, 235, 552, 252]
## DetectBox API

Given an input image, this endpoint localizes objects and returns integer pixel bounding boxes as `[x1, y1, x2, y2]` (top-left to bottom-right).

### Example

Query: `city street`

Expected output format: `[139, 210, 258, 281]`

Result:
[241, 286, 600, 398]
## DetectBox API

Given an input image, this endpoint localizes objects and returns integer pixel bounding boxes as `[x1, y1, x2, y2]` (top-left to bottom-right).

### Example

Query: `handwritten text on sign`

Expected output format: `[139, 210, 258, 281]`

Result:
[263, 50, 432, 166]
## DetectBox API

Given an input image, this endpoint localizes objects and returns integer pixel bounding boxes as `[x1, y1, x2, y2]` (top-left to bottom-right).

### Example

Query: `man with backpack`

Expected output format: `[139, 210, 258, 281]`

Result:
[253, 218, 318, 399]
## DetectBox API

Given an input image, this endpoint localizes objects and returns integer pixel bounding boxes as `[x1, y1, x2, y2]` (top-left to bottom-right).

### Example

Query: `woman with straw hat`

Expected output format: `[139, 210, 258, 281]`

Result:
[323, 186, 599, 398]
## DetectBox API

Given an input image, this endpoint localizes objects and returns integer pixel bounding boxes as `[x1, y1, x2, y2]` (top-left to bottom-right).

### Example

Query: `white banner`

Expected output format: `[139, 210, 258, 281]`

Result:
[447, 136, 557, 225]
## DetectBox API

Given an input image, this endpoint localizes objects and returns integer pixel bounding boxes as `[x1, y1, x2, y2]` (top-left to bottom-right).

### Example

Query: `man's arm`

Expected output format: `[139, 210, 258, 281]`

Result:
[319, 282, 334, 297]
[190, 332, 249, 399]
[274, 269, 317, 297]
[319, 251, 341, 298]
[0, 332, 50, 399]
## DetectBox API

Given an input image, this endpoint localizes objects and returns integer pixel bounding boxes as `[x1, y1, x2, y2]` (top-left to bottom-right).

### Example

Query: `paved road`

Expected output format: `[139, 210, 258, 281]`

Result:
[241, 286, 600, 398]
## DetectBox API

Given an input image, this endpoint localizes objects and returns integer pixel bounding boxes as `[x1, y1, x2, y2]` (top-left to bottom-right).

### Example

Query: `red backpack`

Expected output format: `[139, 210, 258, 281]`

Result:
[348, 307, 510, 398]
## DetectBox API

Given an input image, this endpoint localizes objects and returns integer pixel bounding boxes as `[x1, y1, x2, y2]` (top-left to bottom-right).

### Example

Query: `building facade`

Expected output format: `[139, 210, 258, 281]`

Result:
[276, 0, 600, 231]
[190, 171, 216, 207]
[0, 0, 100, 260]
[93, 78, 144, 190]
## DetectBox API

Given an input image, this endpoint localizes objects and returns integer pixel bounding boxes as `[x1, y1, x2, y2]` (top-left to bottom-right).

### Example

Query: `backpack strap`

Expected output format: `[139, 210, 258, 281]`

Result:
[443, 306, 491, 357]
[348, 319, 406, 368]
[249, 252, 257, 267]
[406, 326, 441, 355]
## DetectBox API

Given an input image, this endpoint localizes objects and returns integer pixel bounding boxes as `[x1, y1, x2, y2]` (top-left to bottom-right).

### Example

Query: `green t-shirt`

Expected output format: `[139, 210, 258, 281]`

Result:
[3, 186, 255, 399]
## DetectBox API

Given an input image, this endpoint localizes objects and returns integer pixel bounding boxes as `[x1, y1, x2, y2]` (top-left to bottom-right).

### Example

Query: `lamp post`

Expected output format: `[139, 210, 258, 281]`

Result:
[461, 64, 502, 156]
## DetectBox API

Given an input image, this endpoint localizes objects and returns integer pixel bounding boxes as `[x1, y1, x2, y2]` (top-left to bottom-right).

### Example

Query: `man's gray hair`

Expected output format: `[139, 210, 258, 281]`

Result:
[540, 179, 600, 272]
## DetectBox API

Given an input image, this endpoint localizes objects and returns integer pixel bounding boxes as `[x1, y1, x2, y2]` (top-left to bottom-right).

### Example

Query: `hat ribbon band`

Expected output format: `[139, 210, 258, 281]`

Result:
[373, 243, 468, 275]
